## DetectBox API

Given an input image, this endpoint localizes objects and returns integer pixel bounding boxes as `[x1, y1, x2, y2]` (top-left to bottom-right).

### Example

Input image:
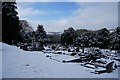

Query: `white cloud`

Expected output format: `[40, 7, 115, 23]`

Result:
[16, 0, 68, 2]
[68, 0, 119, 2]
[17, 6, 45, 18]
[26, 19, 68, 32]
[72, 2, 118, 29]
[18, 2, 118, 32]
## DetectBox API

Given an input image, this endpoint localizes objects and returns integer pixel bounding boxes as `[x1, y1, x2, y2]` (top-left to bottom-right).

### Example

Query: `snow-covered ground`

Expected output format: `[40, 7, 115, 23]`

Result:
[2, 43, 118, 78]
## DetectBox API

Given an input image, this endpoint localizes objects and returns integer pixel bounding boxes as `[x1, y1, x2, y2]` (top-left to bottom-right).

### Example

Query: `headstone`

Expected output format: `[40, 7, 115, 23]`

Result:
[82, 47, 84, 53]
[106, 61, 114, 73]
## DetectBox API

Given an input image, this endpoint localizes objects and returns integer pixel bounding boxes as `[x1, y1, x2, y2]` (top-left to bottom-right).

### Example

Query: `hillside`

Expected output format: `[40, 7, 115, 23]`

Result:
[2, 42, 118, 78]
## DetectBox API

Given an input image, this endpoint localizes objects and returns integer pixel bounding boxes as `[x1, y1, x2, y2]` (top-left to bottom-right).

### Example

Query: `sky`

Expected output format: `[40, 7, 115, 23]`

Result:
[17, 1, 118, 32]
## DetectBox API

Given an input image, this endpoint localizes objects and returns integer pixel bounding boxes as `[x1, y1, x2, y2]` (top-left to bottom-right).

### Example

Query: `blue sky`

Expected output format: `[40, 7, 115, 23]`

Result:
[17, 2, 118, 32]
[17, 2, 79, 21]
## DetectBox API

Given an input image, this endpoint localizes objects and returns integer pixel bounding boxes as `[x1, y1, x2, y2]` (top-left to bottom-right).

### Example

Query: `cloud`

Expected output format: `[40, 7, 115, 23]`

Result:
[72, 2, 118, 29]
[68, 0, 119, 2]
[16, 0, 68, 2]
[25, 19, 68, 32]
[18, 2, 118, 32]
[17, 6, 45, 18]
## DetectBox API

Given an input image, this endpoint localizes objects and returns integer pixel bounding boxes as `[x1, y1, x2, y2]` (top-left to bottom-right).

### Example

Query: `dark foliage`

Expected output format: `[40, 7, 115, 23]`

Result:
[2, 2, 22, 45]
[35, 24, 46, 41]
[46, 34, 61, 44]
[93, 28, 110, 49]
[75, 27, 119, 50]
[75, 32, 94, 47]
[61, 27, 77, 46]
[109, 27, 120, 50]
[19, 20, 34, 42]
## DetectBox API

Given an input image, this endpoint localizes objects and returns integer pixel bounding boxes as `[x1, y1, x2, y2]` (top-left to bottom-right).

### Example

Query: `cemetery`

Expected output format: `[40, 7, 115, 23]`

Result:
[2, 1, 120, 78]
[17, 40, 120, 74]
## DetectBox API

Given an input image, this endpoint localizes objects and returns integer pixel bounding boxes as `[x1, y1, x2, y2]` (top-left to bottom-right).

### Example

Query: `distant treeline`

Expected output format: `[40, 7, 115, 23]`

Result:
[61, 27, 120, 50]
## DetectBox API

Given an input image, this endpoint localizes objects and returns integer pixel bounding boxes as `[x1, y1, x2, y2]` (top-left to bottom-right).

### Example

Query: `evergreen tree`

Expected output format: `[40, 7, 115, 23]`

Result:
[75, 32, 94, 47]
[94, 28, 110, 49]
[35, 24, 46, 41]
[109, 27, 120, 50]
[61, 27, 77, 46]
[2, 2, 21, 45]
[75, 28, 110, 49]
[19, 20, 34, 42]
